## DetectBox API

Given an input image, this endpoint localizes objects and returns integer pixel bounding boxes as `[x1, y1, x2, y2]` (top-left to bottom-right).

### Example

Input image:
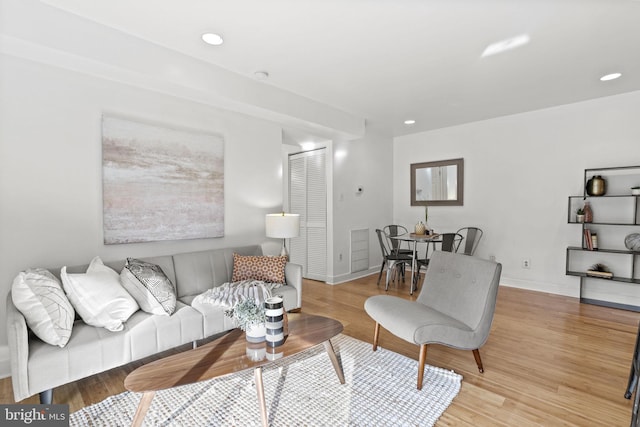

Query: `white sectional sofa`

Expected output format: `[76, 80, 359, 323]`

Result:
[5, 245, 302, 404]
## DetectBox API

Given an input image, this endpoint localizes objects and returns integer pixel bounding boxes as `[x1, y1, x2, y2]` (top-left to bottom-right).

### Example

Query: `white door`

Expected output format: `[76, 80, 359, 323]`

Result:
[288, 149, 327, 281]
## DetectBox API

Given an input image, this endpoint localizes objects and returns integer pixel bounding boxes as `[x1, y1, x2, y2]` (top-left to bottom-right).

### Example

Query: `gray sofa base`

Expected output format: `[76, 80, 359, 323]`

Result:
[7, 245, 302, 403]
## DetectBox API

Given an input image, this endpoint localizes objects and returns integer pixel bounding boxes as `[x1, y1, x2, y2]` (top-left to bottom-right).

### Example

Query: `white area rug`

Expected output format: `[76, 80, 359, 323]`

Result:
[70, 335, 462, 426]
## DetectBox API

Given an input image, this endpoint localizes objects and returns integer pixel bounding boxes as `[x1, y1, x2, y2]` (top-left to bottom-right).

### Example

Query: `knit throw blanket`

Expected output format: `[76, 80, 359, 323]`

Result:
[191, 280, 283, 309]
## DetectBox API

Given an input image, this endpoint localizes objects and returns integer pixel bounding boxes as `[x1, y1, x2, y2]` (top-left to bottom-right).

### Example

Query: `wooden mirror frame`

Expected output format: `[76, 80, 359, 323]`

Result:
[410, 158, 464, 206]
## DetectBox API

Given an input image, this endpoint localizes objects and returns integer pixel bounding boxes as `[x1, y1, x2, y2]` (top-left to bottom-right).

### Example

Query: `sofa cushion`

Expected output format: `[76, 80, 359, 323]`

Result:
[231, 254, 287, 283]
[11, 268, 75, 347]
[123, 301, 204, 360]
[61, 256, 138, 332]
[27, 318, 129, 395]
[120, 258, 176, 316]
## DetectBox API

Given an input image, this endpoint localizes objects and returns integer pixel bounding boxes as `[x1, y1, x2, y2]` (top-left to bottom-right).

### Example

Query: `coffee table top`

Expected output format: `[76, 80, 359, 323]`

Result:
[124, 313, 343, 393]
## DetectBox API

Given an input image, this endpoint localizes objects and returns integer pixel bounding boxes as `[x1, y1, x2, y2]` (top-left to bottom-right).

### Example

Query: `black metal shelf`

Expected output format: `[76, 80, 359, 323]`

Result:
[567, 246, 640, 255]
[566, 166, 640, 311]
[569, 195, 640, 199]
[566, 270, 640, 284]
[568, 221, 638, 226]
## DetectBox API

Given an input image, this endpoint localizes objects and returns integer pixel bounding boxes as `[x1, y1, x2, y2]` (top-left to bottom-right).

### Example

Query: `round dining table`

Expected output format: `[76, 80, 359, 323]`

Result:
[390, 232, 441, 294]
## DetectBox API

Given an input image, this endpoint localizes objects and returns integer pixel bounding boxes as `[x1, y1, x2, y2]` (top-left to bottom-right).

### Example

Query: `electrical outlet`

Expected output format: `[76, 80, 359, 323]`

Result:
[339, 253, 343, 261]
[522, 259, 531, 269]
[489, 255, 496, 262]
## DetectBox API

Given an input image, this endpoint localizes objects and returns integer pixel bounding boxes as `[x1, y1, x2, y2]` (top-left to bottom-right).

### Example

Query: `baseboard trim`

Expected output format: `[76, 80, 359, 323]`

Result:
[500, 276, 579, 298]
[327, 268, 379, 285]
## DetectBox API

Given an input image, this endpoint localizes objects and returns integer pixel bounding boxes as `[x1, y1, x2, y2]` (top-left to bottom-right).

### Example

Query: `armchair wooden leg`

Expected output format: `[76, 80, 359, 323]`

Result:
[472, 349, 484, 373]
[373, 322, 380, 351]
[417, 344, 427, 390]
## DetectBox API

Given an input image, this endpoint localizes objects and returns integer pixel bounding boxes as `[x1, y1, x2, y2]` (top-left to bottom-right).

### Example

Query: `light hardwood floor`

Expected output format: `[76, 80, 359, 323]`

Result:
[2, 274, 639, 426]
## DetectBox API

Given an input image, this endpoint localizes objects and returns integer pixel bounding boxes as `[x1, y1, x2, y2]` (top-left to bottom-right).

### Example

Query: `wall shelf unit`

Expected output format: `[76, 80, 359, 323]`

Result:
[566, 166, 640, 312]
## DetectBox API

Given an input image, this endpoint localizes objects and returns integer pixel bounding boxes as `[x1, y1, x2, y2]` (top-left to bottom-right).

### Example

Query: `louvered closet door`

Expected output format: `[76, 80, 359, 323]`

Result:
[288, 149, 327, 281]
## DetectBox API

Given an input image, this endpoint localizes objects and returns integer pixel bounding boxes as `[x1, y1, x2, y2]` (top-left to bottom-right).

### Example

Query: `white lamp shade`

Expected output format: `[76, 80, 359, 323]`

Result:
[265, 213, 300, 238]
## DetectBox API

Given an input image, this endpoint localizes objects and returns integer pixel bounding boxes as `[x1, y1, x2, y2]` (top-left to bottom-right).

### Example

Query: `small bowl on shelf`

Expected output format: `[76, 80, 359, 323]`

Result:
[632, 187, 640, 196]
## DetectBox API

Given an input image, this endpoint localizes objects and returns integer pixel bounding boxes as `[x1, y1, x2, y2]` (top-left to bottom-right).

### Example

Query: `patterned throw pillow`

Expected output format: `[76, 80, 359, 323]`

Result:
[12, 268, 75, 347]
[232, 254, 287, 283]
[120, 258, 177, 316]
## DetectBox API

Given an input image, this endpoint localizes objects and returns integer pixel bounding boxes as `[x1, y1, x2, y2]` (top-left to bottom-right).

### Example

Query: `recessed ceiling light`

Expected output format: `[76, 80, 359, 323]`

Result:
[254, 71, 269, 80]
[600, 72, 622, 81]
[404, 119, 416, 125]
[202, 33, 224, 46]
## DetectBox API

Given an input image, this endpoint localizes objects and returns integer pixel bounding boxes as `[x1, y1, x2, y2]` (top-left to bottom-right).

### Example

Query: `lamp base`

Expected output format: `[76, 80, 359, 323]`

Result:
[280, 240, 289, 258]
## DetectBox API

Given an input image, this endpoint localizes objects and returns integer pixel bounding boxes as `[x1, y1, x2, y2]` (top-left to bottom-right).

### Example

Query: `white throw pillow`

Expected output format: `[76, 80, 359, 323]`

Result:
[12, 268, 75, 347]
[61, 256, 138, 332]
[120, 258, 176, 316]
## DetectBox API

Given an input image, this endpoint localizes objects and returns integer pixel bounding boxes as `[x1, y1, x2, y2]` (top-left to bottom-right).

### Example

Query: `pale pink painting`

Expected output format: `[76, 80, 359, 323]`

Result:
[102, 116, 224, 244]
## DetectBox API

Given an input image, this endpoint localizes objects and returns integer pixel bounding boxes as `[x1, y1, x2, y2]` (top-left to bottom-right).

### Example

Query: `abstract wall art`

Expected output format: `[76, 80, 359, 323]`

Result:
[102, 115, 224, 244]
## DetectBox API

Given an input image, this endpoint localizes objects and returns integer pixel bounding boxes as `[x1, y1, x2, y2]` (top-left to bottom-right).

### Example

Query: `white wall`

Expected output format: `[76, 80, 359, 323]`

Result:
[331, 130, 394, 283]
[0, 54, 286, 360]
[279, 129, 394, 285]
[394, 90, 640, 296]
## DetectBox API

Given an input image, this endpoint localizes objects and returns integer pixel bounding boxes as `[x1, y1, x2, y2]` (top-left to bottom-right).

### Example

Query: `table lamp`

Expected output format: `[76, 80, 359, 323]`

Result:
[265, 213, 300, 257]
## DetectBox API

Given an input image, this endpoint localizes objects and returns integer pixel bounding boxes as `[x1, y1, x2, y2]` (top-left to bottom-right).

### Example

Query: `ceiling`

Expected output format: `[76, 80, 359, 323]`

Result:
[35, 0, 640, 137]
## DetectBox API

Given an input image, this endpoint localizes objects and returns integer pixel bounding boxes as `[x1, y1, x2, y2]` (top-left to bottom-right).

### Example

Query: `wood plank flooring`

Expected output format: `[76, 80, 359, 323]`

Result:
[1, 273, 639, 426]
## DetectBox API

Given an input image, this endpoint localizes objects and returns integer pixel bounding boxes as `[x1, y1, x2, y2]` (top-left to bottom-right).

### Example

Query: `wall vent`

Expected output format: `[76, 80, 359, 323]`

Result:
[350, 228, 369, 273]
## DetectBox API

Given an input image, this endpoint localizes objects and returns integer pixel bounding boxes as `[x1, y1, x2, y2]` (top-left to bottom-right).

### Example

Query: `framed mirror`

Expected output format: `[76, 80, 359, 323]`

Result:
[411, 158, 464, 206]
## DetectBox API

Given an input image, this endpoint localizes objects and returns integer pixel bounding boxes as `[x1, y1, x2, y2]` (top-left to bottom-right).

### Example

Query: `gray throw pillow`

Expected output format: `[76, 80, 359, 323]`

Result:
[120, 258, 176, 315]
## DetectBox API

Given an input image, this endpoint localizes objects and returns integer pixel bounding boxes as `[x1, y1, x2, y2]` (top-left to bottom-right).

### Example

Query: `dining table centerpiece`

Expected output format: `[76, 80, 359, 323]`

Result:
[225, 298, 267, 343]
[414, 204, 430, 235]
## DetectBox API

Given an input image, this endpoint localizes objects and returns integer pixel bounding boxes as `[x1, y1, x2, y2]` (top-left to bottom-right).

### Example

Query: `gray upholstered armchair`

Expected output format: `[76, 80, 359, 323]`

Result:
[364, 251, 502, 390]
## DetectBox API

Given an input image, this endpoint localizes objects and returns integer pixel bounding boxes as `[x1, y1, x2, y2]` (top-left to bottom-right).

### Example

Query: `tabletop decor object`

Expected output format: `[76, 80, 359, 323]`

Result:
[264, 296, 285, 347]
[586, 263, 613, 279]
[225, 298, 266, 343]
[625, 233, 640, 251]
[586, 175, 606, 196]
[576, 208, 585, 223]
[414, 204, 430, 235]
[583, 201, 593, 223]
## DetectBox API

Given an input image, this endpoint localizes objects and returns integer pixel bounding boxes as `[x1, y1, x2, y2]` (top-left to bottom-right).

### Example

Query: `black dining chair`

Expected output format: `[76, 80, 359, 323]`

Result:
[382, 225, 413, 257]
[413, 232, 463, 289]
[456, 227, 483, 256]
[375, 229, 413, 290]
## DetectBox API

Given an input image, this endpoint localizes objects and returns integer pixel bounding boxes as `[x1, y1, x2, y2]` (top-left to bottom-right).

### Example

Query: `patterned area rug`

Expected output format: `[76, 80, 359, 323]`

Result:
[71, 335, 462, 426]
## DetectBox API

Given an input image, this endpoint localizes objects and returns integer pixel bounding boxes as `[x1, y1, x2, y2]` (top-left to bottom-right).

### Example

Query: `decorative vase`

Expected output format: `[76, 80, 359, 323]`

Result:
[583, 202, 593, 223]
[414, 221, 426, 235]
[245, 323, 266, 343]
[264, 296, 285, 348]
[625, 233, 640, 251]
[586, 175, 606, 196]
